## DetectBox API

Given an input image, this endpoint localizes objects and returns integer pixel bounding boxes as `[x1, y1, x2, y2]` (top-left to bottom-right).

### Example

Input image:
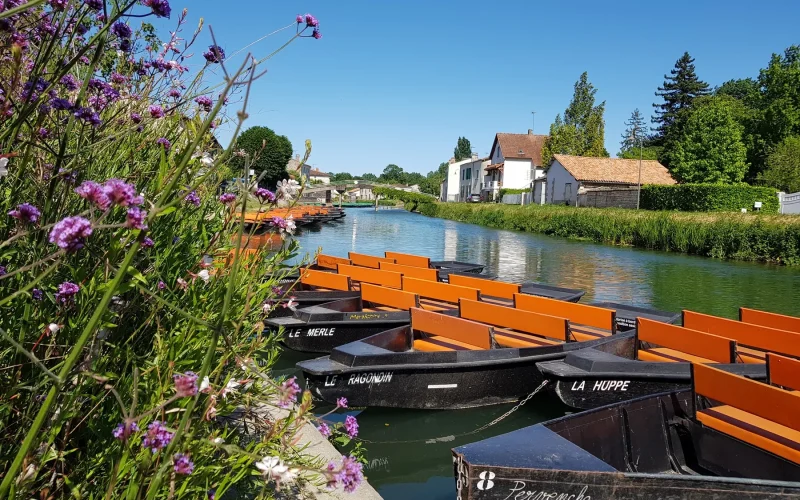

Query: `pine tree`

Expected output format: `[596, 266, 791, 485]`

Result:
[619, 108, 649, 153]
[542, 72, 608, 165]
[453, 137, 472, 161]
[652, 52, 710, 141]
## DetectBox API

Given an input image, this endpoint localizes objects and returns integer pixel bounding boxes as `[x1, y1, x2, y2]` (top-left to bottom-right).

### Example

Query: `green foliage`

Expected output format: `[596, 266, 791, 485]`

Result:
[329, 172, 353, 183]
[640, 184, 779, 213]
[760, 136, 800, 193]
[618, 146, 662, 160]
[416, 203, 800, 265]
[498, 188, 528, 198]
[381, 164, 403, 182]
[230, 126, 293, 190]
[758, 46, 800, 151]
[361, 172, 378, 182]
[454, 137, 472, 161]
[670, 96, 748, 183]
[653, 52, 710, 142]
[716, 78, 761, 108]
[373, 187, 435, 211]
[619, 108, 650, 153]
[542, 72, 608, 166]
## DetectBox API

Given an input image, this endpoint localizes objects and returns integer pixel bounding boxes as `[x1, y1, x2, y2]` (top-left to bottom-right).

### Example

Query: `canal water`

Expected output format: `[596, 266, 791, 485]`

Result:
[277, 207, 800, 499]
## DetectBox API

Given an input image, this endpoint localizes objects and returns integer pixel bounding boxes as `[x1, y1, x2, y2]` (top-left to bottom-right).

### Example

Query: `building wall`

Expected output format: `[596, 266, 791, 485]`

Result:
[503, 158, 534, 190]
[310, 176, 330, 185]
[577, 187, 639, 209]
[545, 160, 579, 205]
[444, 159, 471, 202]
[458, 159, 489, 200]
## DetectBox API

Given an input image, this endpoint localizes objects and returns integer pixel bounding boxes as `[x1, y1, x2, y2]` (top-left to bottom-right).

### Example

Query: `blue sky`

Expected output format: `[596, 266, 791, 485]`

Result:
[171, 0, 799, 176]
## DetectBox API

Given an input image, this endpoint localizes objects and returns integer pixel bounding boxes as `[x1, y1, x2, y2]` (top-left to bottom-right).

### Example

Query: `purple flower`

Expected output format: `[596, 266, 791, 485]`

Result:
[143, 0, 171, 18]
[312, 29, 322, 40]
[148, 105, 164, 118]
[55, 281, 80, 305]
[50, 217, 93, 252]
[207, 490, 216, 500]
[111, 21, 132, 39]
[327, 456, 363, 493]
[203, 45, 225, 64]
[158, 280, 166, 290]
[79, 56, 90, 65]
[156, 137, 170, 150]
[112, 421, 139, 441]
[255, 188, 275, 203]
[0, 266, 5, 277]
[84, 0, 103, 11]
[59, 74, 79, 91]
[48, 0, 69, 11]
[126, 206, 148, 230]
[143, 421, 174, 453]
[49, 97, 72, 111]
[110, 72, 127, 85]
[130, 112, 142, 124]
[296, 14, 303, 24]
[142, 237, 155, 248]
[173, 371, 198, 397]
[278, 376, 301, 408]
[119, 38, 132, 52]
[194, 95, 212, 112]
[103, 179, 142, 207]
[173, 453, 194, 475]
[317, 422, 331, 437]
[336, 397, 348, 409]
[38, 127, 50, 139]
[73, 107, 101, 127]
[218, 193, 236, 204]
[8, 203, 41, 224]
[184, 190, 200, 207]
[167, 88, 181, 99]
[32, 289, 43, 301]
[305, 14, 319, 27]
[271, 216, 287, 229]
[343, 415, 358, 438]
[75, 181, 111, 210]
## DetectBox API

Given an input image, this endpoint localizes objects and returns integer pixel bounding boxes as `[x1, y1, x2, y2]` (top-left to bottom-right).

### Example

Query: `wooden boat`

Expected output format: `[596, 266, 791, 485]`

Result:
[451, 356, 800, 500]
[270, 274, 590, 353]
[537, 308, 800, 410]
[268, 268, 360, 318]
[385, 251, 486, 279]
[297, 298, 680, 409]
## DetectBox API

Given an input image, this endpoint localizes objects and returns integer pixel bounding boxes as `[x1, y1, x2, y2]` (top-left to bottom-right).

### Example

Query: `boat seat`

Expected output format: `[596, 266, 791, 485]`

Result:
[514, 293, 617, 336]
[740, 307, 800, 334]
[419, 298, 456, 311]
[736, 346, 767, 364]
[480, 296, 513, 306]
[493, 328, 561, 349]
[413, 336, 482, 352]
[697, 405, 800, 464]
[684, 310, 800, 359]
[570, 324, 612, 342]
[638, 347, 718, 364]
[361, 306, 399, 312]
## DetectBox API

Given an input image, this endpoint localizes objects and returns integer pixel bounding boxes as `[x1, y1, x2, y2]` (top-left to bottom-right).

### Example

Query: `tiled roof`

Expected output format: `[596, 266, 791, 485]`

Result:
[309, 169, 330, 177]
[552, 154, 676, 185]
[486, 163, 504, 171]
[491, 133, 548, 165]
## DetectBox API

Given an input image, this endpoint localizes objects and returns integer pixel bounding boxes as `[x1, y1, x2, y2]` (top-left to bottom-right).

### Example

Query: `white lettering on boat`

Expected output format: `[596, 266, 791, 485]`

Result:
[570, 380, 630, 391]
[305, 327, 335, 337]
[347, 372, 393, 385]
[324, 375, 337, 387]
[428, 384, 457, 389]
[503, 483, 591, 500]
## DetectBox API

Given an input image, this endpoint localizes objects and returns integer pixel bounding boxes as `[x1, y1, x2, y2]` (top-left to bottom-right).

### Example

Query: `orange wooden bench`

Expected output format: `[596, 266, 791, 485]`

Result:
[316, 253, 351, 270]
[683, 310, 800, 363]
[766, 353, 800, 391]
[360, 283, 420, 312]
[514, 294, 616, 341]
[693, 363, 800, 465]
[402, 277, 480, 311]
[448, 274, 521, 302]
[379, 262, 439, 281]
[740, 307, 800, 334]
[635, 318, 737, 364]
[411, 307, 493, 352]
[300, 269, 352, 291]
[458, 299, 569, 348]
[336, 264, 402, 289]
[384, 251, 431, 269]
[348, 252, 395, 269]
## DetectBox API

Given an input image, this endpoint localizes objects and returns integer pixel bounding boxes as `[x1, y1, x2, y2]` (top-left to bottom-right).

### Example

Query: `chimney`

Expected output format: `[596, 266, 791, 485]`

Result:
[295, 154, 300, 160]
[528, 129, 533, 135]
[472, 153, 478, 161]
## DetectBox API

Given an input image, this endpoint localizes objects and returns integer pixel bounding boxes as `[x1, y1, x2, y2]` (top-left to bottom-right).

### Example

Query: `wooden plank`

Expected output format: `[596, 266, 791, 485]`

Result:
[385, 251, 431, 268]
[459, 299, 568, 341]
[767, 353, 800, 391]
[379, 262, 438, 281]
[637, 318, 736, 364]
[300, 269, 351, 291]
[348, 252, 395, 269]
[361, 283, 419, 310]
[403, 277, 479, 304]
[337, 264, 402, 289]
[684, 310, 800, 358]
[410, 307, 491, 349]
[514, 293, 614, 331]
[316, 254, 350, 270]
[740, 308, 800, 334]
[449, 274, 521, 300]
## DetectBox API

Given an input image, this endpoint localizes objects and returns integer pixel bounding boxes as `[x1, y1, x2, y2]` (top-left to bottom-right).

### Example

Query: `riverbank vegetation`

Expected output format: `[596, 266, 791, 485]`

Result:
[416, 203, 800, 265]
[0, 2, 363, 497]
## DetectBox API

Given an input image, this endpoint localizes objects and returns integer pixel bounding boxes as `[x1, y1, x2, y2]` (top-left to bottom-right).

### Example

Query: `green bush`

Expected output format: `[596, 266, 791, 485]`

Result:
[498, 188, 528, 198]
[373, 187, 435, 211]
[416, 203, 800, 265]
[640, 184, 780, 213]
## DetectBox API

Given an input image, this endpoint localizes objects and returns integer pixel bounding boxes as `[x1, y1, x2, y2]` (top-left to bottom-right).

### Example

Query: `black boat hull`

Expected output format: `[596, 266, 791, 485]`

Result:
[279, 321, 409, 353]
[267, 291, 361, 318]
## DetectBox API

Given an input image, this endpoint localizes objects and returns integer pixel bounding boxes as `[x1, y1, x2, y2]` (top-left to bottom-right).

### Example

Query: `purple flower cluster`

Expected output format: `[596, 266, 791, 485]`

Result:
[278, 376, 301, 408]
[167, 88, 181, 99]
[255, 188, 275, 203]
[32, 289, 43, 301]
[305, 14, 319, 27]
[112, 421, 140, 441]
[50, 97, 73, 111]
[173, 453, 194, 475]
[218, 193, 236, 205]
[194, 95, 212, 112]
[143, 421, 174, 453]
[203, 45, 225, 64]
[344, 415, 358, 438]
[326, 456, 364, 493]
[173, 371, 198, 397]
[75, 181, 109, 210]
[84, 0, 103, 11]
[111, 21, 132, 39]
[148, 105, 164, 118]
[110, 72, 127, 85]
[126, 206, 148, 230]
[317, 422, 331, 437]
[48, 0, 69, 11]
[8, 203, 41, 224]
[143, 0, 171, 18]
[142, 237, 155, 248]
[270, 216, 287, 229]
[0, 266, 5, 277]
[130, 112, 142, 124]
[104, 178, 142, 206]
[313, 29, 322, 40]
[73, 106, 101, 127]
[336, 397, 348, 409]
[55, 281, 80, 305]
[49, 216, 93, 252]
[184, 190, 200, 207]
[59, 74, 79, 91]
[156, 137, 170, 150]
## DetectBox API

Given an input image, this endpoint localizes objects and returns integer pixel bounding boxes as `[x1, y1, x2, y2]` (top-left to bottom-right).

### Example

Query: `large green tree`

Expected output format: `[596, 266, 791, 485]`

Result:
[361, 172, 378, 182]
[230, 126, 293, 189]
[454, 137, 473, 161]
[379, 164, 404, 183]
[652, 52, 710, 143]
[542, 72, 608, 166]
[757, 46, 800, 162]
[759, 135, 800, 193]
[670, 96, 748, 183]
[619, 108, 650, 154]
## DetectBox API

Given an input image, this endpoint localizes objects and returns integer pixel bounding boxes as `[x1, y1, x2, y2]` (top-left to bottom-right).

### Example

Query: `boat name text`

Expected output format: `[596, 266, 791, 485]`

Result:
[288, 327, 335, 338]
[348, 313, 387, 320]
[570, 380, 630, 391]
[504, 483, 590, 500]
[348, 372, 393, 385]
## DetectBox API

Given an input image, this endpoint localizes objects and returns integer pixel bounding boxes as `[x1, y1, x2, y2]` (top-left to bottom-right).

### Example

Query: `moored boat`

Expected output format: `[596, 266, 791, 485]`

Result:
[537, 308, 800, 410]
[451, 357, 800, 500]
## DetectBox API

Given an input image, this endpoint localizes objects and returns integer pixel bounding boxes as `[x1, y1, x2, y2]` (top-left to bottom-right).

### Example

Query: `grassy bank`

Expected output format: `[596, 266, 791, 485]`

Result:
[416, 202, 800, 265]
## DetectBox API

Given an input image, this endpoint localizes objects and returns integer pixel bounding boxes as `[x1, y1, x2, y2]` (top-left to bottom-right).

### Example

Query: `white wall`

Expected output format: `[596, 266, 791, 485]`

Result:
[545, 160, 579, 205]
[444, 159, 471, 201]
[459, 159, 489, 199]
[491, 144, 504, 165]
[503, 158, 534, 189]
[310, 176, 330, 184]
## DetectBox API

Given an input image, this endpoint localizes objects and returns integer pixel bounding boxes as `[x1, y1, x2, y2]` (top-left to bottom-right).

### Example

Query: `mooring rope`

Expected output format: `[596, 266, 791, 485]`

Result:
[355, 380, 549, 445]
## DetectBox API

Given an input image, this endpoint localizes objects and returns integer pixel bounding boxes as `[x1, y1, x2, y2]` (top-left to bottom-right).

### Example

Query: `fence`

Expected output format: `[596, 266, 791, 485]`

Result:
[501, 192, 533, 205]
[577, 187, 639, 209]
[779, 191, 800, 214]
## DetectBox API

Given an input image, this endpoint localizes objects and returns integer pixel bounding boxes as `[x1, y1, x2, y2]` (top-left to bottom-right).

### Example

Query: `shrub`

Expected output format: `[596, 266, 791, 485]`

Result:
[640, 184, 780, 213]
[230, 126, 293, 190]
[373, 187, 435, 211]
[498, 188, 528, 198]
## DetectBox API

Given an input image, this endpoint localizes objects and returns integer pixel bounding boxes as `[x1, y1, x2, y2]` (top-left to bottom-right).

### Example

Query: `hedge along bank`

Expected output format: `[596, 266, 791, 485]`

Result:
[415, 202, 800, 265]
[640, 184, 780, 213]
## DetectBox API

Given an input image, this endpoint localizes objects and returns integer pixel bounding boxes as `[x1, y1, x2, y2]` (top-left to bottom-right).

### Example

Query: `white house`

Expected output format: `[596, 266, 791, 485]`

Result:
[286, 154, 311, 180]
[458, 155, 491, 201]
[542, 154, 676, 205]
[439, 157, 473, 202]
[308, 168, 331, 184]
[484, 130, 548, 200]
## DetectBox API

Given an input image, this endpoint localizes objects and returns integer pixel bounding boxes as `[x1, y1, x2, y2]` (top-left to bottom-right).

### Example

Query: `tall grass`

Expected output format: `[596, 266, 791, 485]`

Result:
[418, 203, 800, 265]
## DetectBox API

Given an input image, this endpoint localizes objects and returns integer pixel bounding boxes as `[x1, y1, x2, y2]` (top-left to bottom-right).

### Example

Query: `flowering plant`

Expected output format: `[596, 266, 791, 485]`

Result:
[0, 1, 361, 498]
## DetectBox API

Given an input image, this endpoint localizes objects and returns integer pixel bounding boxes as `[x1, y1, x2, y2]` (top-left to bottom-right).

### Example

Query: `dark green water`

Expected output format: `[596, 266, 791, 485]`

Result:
[278, 208, 800, 499]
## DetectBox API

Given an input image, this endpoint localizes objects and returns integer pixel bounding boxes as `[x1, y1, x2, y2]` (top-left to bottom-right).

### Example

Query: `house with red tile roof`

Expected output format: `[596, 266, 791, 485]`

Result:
[485, 130, 548, 200]
[309, 168, 330, 184]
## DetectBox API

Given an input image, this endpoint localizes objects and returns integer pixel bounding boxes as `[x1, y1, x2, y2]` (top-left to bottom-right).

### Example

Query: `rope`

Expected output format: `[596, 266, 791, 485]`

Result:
[355, 380, 549, 445]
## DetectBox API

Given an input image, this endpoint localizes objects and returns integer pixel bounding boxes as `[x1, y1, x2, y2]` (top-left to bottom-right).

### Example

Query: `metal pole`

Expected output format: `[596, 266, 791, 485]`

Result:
[636, 138, 643, 210]
[531, 111, 536, 133]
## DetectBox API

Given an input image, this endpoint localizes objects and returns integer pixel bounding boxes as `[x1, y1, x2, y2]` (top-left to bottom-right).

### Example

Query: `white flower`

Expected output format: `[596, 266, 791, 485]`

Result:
[48, 323, 60, 334]
[221, 379, 240, 399]
[201, 254, 214, 267]
[212, 437, 225, 444]
[283, 297, 298, 311]
[197, 269, 210, 283]
[0, 158, 9, 178]
[199, 376, 211, 393]
[177, 278, 188, 290]
[276, 179, 299, 200]
[285, 216, 296, 235]
[200, 153, 214, 167]
[255, 456, 298, 485]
